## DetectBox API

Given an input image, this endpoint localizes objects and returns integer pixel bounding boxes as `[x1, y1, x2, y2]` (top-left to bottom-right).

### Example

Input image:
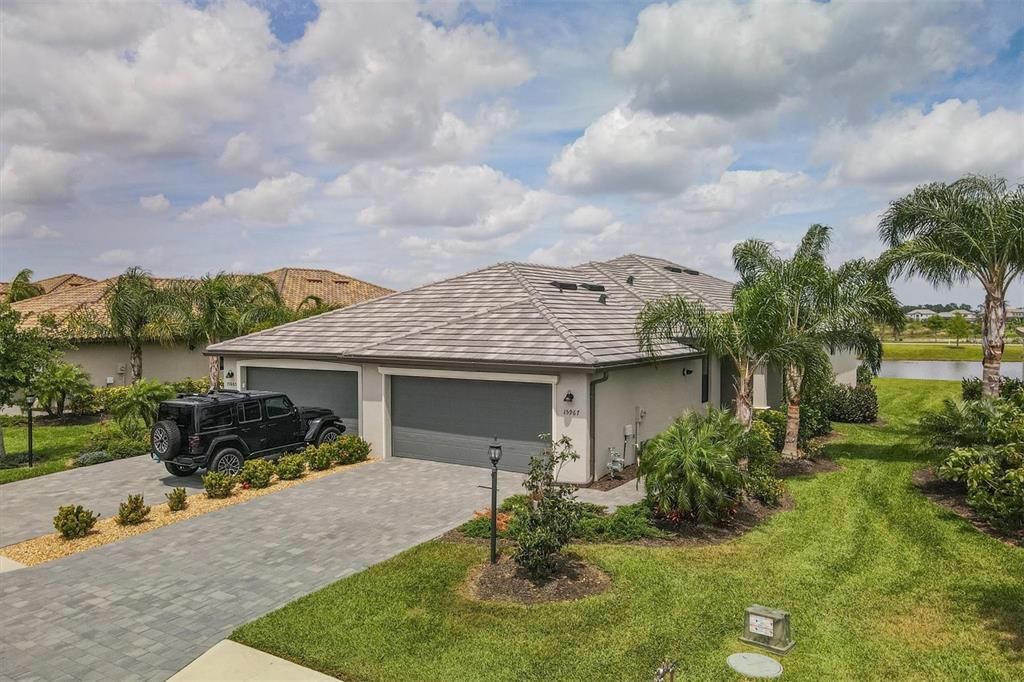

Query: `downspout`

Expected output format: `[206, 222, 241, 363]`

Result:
[588, 370, 609, 484]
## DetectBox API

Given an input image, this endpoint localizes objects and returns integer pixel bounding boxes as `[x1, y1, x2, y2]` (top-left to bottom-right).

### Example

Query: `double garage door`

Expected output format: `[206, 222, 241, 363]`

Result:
[245, 367, 360, 435]
[391, 376, 551, 473]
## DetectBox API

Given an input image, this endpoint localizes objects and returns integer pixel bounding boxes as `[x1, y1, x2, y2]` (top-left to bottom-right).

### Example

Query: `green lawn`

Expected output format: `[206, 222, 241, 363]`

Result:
[0, 421, 105, 484]
[232, 379, 1023, 681]
[883, 341, 1024, 362]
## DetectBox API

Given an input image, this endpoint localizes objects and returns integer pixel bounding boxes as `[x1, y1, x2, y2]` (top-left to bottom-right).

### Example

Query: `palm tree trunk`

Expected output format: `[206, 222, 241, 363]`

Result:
[981, 292, 1005, 397]
[208, 355, 220, 391]
[734, 365, 754, 427]
[783, 363, 803, 458]
[129, 343, 143, 383]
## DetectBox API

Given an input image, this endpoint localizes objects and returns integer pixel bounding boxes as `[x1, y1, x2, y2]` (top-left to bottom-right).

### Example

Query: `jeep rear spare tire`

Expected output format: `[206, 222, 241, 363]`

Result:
[209, 447, 244, 475]
[152, 420, 182, 459]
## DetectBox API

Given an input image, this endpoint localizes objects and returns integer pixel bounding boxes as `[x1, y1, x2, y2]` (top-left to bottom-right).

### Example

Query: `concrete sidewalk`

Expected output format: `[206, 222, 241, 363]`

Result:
[168, 640, 336, 681]
[576, 478, 645, 510]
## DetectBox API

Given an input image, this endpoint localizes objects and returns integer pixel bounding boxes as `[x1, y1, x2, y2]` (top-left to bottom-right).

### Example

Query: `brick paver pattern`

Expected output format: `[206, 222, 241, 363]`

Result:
[0, 459, 523, 682]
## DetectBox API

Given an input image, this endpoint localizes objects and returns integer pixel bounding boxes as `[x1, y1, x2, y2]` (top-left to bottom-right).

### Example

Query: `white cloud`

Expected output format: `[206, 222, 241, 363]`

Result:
[0, 211, 28, 238]
[529, 219, 624, 266]
[1, 0, 279, 156]
[180, 172, 316, 227]
[0, 145, 87, 205]
[562, 205, 615, 233]
[31, 224, 60, 239]
[330, 164, 560, 241]
[94, 248, 137, 266]
[216, 132, 288, 175]
[548, 106, 736, 196]
[139, 193, 170, 212]
[815, 99, 1024, 189]
[613, 0, 974, 120]
[293, 1, 531, 165]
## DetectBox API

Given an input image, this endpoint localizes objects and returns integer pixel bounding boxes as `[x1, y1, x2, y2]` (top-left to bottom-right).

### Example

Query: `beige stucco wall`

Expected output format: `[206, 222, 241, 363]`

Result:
[830, 350, 860, 387]
[591, 356, 716, 481]
[66, 342, 210, 386]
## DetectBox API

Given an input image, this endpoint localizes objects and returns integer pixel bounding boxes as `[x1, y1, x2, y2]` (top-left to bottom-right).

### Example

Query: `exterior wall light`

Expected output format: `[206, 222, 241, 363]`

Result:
[563, 391, 575, 403]
[681, 368, 694, 376]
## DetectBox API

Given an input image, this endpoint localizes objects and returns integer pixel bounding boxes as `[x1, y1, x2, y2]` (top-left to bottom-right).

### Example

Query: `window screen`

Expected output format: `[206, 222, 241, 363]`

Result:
[238, 401, 261, 423]
[701, 356, 710, 404]
[199, 404, 233, 431]
[264, 396, 293, 418]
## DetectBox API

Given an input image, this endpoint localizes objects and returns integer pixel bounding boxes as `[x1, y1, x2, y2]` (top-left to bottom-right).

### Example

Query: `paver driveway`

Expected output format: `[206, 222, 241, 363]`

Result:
[1, 455, 205, 546]
[0, 459, 523, 682]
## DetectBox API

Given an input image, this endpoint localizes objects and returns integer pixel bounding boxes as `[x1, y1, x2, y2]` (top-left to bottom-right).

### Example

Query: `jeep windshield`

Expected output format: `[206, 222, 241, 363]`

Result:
[157, 404, 193, 431]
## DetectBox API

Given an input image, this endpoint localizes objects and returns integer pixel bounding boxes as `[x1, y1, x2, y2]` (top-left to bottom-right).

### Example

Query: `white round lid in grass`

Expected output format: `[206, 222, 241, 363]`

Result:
[726, 652, 783, 678]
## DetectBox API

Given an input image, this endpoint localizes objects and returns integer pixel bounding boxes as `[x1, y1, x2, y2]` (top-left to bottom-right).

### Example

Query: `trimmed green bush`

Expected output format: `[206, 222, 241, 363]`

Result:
[74, 451, 117, 467]
[743, 421, 779, 478]
[203, 471, 235, 498]
[115, 493, 150, 525]
[239, 459, 276, 489]
[962, 376, 1024, 401]
[575, 502, 670, 541]
[856, 363, 875, 386]
[823, 383, 879, 423]
[83, 421, 149, 461]
[746, 475, 785, 506]
[166, 487, 188, 512]
[754, 409, 787, 452]
[275, 454, 307, 480]
[335, 435, 372, 464]
[54, 505, 99, 539]
[305, 444, 335, 471]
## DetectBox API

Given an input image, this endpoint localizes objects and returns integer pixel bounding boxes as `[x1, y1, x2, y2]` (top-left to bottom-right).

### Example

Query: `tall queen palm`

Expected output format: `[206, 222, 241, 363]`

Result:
[879, 176, 1023, 397]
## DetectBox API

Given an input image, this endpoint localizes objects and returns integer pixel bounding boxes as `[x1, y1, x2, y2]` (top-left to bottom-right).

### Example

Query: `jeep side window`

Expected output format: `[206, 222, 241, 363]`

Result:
[264, 396, 293, 418]
[198, 404, 234, 432]
[238, 400, 261, 423]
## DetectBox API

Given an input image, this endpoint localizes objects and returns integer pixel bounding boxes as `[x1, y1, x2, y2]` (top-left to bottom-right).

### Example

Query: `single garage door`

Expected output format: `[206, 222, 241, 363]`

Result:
[390, 376, 551, 472]
[245, 366, 359, 435]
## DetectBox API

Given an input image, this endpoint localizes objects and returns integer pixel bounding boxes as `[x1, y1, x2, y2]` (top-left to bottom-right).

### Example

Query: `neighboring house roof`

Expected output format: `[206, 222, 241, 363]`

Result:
[937, 310, 975, 319]
[207, 254, 737, 370]
[10, 269, 393, 334]
[906, 308, 937, 317]
[0, 273, 96, 299]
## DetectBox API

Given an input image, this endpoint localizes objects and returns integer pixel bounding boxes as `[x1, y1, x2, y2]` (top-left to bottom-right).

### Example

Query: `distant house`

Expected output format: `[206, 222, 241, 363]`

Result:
[0, 273, 96, 300]
[937, 310, 978, 322]
[1007, 307, 1023, 320]
[11, 268, 393, 386]
[906, 308, 938, 322]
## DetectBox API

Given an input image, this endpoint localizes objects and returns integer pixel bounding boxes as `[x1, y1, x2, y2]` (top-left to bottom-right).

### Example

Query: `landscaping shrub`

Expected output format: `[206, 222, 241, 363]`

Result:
[169, 377, 214, 395]
[746, 475, 785, 506]
[31, 361, 93, 418]
[110, 379, 175, 428]
[823, 383, 879, 423]
[82, 421, 149, 461]
[798, 402, 832, 442]
[575, 501, 670, 541]
[508, 436, 582, 580]
[74, 451, 117, 467]
[919, 399, 996, 448]
[275, 454, 306, 480]
[115, 493, 151, 525]
[239, 459, 276, 489]
[754, 409, 787, 452]
[69, 388, 101, 415]
[304, 444, 335, 471]
[962, 376, 1024, 401]
[0, 414, 27, 427]
[93, 385, 131, 415]
[166, 487, 188, 512]
[741, 421, 784, 506]
[856, 363, 875, 386]
[640, 408, 745, 524]
[334, 435, 371, 464]
[53, 505, 99, 539]
[203, 471, 235, 498]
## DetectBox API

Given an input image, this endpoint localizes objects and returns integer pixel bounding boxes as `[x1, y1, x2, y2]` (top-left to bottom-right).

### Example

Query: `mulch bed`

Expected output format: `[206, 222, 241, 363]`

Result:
[912, 468, 1022, 548]
[583, 464, 639, 491]
[777, 456, 842, 479]
[635, 494, 796, 548]
[463, 554, 611, 604]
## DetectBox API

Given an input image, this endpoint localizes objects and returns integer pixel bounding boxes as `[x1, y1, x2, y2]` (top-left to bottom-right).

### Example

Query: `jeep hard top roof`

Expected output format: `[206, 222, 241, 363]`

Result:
[162, 390, 285, 407]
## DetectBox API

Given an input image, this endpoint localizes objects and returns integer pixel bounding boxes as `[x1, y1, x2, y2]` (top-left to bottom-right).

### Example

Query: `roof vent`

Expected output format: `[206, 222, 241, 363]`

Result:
[580, 283, 606, 292]
[549, 281, 578, 291]
[598, 294, 608, 304]
[332, 279, 349, 284]
[663, 266, 683, 273]
[683, 268, 699, 275]
[626, 275, 635, 285]
[305, 278, 323, 283]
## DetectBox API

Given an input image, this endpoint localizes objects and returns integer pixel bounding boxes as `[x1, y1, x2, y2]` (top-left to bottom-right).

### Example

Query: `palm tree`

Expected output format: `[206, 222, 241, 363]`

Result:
[635, 276, 805, 427]
[31, 361, 92, 418]
[170, 273, 289, 388]
[71, 268, 177, 382]
[733, 225, 903, 456]
[879, 175, 1024, 396]
[6, 269, 44, 302]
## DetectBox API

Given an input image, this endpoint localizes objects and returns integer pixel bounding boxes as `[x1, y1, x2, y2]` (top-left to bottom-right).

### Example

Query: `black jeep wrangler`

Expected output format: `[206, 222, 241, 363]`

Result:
[150, 390, 345, 476]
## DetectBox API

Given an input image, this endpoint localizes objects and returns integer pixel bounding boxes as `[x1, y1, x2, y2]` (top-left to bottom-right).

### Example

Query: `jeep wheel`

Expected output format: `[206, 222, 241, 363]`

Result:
[152, 420, 182, 459]
[209, 448, 245, 475]
[317, 426, 342, 445]
[164, 461, 198, 477]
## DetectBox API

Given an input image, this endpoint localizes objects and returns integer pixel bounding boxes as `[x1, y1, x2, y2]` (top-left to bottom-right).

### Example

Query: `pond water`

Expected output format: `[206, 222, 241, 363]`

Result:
[879, 360, 1024, 381]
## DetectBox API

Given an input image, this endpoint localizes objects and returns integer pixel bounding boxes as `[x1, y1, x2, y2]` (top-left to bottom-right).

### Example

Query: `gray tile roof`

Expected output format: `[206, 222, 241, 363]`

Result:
[207, 254, 736, 369]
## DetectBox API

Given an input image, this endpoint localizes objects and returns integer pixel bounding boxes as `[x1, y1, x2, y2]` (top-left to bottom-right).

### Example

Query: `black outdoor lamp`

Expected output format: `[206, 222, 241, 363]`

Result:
[25, 393, 36, 468]
[488, 438, 502, 564]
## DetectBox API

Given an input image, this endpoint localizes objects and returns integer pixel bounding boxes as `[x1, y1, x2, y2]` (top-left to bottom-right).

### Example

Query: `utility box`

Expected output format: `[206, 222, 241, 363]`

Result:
[739, 605, 795, 654]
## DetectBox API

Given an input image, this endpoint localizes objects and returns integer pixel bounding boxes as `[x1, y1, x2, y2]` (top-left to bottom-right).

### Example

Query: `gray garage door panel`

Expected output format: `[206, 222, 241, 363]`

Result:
[390, 376, 550, 473]
[245, 367, 359, 435]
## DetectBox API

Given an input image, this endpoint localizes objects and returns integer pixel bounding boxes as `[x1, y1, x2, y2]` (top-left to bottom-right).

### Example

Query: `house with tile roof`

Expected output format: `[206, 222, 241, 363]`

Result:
[0, 273, 96, 300]
[208, 254, 793, 483]
[10, 268, 392, 387]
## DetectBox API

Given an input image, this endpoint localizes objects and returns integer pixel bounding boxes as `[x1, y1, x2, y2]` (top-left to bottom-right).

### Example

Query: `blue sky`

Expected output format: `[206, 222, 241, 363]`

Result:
[1, 0, 1022, 307]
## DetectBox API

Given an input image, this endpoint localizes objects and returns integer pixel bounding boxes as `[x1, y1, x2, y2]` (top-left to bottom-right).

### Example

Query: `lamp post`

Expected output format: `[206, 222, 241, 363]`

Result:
[488, 438, 502, 565]
[25, 393, 36, 468]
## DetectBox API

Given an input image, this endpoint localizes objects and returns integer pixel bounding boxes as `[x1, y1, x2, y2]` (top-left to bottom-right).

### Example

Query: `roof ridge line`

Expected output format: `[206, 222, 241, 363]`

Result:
[504, 263, 598, 365]
[587, 261, 647, 305]
[628, 255, 723, 311]
[343, 296, 534, 356]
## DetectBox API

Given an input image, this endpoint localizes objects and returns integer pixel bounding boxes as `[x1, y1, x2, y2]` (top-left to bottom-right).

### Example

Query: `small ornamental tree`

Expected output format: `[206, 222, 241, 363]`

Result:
[508, 435, 582, 580]
[947, 315, 971, 347]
